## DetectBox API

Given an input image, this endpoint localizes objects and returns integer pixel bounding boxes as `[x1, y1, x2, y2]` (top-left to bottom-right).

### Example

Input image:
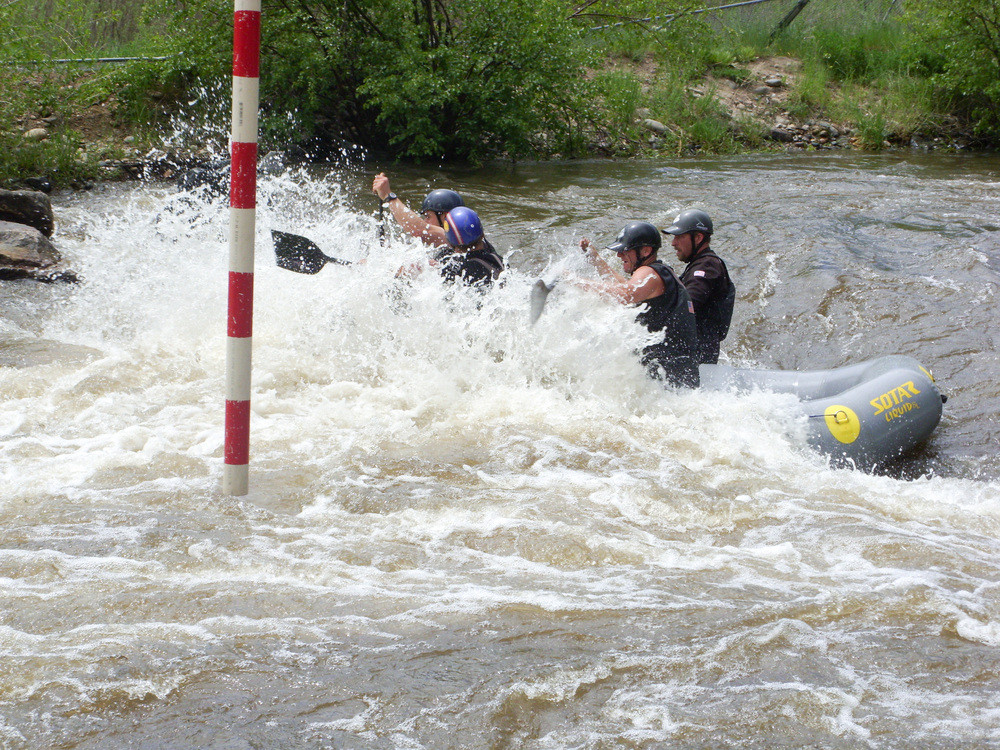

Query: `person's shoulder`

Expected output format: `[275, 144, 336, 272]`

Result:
[689, 250, 725, 276]
[633, 264, 668, 293]
[471, 240, 504, 269]
[647, 260, 680, 284]
[634, 263, 662, 279]
[709, 248, 729, 264]
[481, 237, 504, 261]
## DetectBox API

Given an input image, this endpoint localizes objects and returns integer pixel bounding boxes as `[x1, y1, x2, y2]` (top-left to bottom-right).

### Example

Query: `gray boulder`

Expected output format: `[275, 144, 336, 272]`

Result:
[0, 220, 76, 282]
[642, 118, 668, 135]
[0, 189, 55, 237]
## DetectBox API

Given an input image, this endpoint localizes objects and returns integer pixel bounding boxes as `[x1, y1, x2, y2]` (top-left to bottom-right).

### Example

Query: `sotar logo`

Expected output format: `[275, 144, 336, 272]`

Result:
[870, 381, 921, 421]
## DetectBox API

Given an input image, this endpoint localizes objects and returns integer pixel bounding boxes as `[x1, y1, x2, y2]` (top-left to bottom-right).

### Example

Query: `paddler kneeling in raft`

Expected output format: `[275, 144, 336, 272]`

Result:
[397, 205, 504, 289]
[372, 173, 503, 288]
[573, 221, 700, 389]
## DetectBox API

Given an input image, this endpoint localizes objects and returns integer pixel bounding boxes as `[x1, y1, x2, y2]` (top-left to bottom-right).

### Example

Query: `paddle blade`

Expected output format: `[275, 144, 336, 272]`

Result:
[272, 230, 334, 274]
[529, 279, 555, 325]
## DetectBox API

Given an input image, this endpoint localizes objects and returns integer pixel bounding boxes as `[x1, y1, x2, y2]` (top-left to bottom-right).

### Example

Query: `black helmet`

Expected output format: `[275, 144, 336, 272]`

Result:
[420, 189, 465, 213]
[607, 221, 662, 254]
[663, 208, 713, 236]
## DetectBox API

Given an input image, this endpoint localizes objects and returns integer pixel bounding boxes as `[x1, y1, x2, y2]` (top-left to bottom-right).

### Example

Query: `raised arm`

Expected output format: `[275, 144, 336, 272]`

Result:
[580, 238, 629, 284]
[372, 173, 448, 246]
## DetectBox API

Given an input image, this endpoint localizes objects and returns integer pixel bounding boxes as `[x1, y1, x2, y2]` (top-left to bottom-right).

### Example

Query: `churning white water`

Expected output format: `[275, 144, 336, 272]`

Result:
[1, 154, 999, 748]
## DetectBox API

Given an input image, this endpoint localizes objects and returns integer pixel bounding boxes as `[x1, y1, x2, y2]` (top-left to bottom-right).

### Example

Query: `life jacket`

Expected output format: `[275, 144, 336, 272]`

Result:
[636, 261, 700, 388]
[433, 238, 504, 288]
[681, 248, 735, 364]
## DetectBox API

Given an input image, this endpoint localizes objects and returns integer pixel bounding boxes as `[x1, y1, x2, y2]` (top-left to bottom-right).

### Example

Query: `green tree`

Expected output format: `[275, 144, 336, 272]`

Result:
[905, 0, 1000, 137]
[359, 0, 590, 161]
[126, 0, 593, 162]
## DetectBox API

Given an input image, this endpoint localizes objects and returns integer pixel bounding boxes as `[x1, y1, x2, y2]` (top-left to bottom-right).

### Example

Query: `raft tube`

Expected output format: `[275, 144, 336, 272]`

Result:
[700, 355, 944, 468]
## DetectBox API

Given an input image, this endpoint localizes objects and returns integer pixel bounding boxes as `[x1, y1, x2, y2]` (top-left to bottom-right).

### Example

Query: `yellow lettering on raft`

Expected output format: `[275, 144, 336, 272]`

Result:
[871, 381, 921, 416]
[885, 402, 919, 422]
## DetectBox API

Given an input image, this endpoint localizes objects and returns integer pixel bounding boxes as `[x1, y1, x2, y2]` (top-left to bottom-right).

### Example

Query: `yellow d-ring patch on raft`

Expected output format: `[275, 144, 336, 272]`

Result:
[824, 405, 861, 444]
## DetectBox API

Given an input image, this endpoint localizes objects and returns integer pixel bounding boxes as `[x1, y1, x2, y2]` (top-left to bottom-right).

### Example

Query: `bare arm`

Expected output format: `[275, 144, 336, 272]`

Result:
[572, 265, 665, 305]
[386, 199, 448, 246]
[580, 238, 628, 284]
[372, 173, 448, 246]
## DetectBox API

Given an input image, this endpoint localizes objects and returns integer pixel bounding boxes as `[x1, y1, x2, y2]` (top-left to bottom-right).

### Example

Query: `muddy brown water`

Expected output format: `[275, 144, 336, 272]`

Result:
[1, 152, 998, 748]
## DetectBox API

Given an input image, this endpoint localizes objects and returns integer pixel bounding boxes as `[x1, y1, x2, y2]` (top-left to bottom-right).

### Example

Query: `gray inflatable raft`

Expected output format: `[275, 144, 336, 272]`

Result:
[700, 355, 945, 468]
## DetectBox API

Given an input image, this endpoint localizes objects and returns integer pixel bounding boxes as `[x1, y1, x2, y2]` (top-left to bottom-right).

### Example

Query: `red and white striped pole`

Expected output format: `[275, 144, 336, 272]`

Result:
[224, 0, 260, 495]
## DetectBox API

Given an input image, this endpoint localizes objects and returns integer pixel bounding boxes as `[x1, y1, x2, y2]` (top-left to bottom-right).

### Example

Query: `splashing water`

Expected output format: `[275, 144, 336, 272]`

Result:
[1, 154, 1000, 748]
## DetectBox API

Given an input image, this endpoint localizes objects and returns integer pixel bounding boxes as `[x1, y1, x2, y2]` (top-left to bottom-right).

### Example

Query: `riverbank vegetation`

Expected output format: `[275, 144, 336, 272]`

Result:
[1, 0, 998, 187]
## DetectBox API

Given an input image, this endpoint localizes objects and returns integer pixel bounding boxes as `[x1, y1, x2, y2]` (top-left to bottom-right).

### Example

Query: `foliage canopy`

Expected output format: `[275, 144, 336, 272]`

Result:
[2, 0, 999, 189]
[905, 0, 1000, 137]
[128, 0, 602, 162]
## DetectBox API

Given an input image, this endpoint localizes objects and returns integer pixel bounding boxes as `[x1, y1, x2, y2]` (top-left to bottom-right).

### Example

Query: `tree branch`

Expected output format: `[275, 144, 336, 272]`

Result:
[568, 0, 603, 20]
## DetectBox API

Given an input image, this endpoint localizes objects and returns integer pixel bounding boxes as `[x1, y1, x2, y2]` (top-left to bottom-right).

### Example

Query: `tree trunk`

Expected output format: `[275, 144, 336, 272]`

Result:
[769, 0, 813, 42]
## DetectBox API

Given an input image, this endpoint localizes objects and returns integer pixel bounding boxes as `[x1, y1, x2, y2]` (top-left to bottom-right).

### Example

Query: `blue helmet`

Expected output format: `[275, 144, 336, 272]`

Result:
[443, 206, 484, 248]
[420, 189, 465, 214]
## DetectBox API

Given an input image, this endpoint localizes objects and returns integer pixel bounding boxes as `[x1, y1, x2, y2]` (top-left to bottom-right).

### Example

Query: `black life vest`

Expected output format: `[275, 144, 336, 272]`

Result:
[635, 261, 700, 388]
[434, 238, 504, 288]
[681, 248, 735, 364]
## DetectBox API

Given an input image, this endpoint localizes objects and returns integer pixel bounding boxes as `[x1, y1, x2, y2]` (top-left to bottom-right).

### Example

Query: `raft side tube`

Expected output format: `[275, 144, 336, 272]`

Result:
[700, 356, 944, 467]
[700, 355, 932, 400]
[801, 364, 942, 466]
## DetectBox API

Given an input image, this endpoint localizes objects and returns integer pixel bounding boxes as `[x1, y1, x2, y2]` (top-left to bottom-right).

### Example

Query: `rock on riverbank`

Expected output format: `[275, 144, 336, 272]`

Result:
[0, 190, 78, 283]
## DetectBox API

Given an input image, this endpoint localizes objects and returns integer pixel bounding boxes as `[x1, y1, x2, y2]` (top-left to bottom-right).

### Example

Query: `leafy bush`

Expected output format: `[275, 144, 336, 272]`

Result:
[591, 71, 644, 132]
[905, 0, 1000, 138]
[116, 0, 592, 163]
[359, 0, 590, 161]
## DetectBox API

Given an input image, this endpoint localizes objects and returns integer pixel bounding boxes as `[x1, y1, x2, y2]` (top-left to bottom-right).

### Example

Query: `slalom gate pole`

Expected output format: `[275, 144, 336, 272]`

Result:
[224, 0, 260, 496]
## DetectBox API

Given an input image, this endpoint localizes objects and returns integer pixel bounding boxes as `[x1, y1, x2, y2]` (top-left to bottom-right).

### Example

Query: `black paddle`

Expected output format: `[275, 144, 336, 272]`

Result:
[272, 229, 351, 274]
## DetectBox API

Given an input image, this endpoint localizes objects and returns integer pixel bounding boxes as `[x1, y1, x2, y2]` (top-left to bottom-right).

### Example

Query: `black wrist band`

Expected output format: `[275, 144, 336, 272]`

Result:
[383, 192, 397, 203]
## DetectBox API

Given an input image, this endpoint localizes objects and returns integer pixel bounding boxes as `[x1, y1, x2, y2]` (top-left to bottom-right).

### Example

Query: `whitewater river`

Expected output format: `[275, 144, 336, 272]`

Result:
[1, 152, 999, 748]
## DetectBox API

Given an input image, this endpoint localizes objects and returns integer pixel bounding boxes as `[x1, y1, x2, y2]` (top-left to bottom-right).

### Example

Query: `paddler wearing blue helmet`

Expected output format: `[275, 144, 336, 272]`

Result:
[373, 173, 503, 287]
[432, 206, 504, 288]
[574, 221, 699, 388]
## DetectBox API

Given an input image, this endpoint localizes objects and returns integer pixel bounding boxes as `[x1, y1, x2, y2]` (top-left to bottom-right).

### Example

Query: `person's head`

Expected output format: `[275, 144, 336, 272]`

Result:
[662, 208, 713, 263]
[607, 221, 661, 274]
[421, 189, 465, 227]
[443, 206, 484, 250]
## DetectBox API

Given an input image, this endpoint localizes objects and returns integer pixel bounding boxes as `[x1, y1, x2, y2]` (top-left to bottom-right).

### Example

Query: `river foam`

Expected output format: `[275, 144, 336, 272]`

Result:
[2, 157, 1000, 748]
